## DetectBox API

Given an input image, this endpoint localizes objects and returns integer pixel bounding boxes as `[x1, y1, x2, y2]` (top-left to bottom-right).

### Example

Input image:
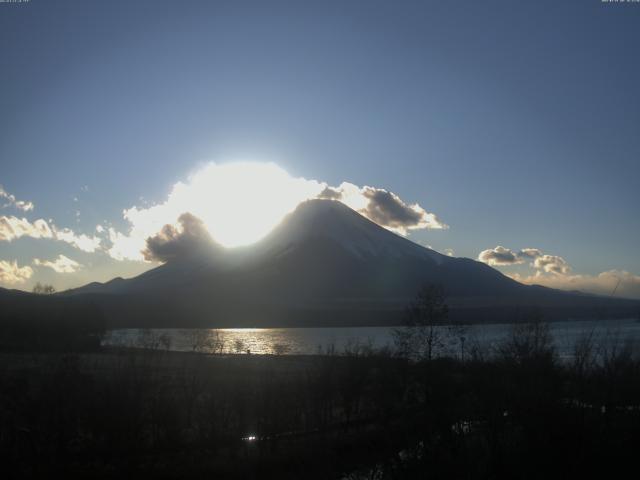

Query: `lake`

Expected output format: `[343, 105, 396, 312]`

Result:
[103, 318, 640, 359]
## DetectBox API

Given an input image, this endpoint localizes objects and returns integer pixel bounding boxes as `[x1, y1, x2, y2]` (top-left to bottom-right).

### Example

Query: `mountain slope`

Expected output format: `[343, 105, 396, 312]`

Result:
[61, 200, 640, 327]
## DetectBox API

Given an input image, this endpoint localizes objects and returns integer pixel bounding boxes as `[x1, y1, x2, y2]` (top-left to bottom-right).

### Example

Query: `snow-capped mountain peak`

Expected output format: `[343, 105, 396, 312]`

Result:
[258, 199, 446, 263]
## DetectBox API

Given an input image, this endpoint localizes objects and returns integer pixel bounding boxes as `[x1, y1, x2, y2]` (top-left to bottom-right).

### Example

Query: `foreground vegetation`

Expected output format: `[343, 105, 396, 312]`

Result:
[1, 321, 640, 479]
[1, 286, 639, 478]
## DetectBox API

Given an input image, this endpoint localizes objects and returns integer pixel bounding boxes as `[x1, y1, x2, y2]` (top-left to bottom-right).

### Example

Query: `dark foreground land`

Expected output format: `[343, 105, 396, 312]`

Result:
[1, 330, 640, 480]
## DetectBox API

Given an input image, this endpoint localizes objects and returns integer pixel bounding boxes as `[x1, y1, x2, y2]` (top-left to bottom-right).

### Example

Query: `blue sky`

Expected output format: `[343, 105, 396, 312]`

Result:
[1, 0, 639, 296]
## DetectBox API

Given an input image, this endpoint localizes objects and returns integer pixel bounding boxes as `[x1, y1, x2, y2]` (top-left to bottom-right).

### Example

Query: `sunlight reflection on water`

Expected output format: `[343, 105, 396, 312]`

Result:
[103, 318, 640, 358]
[104, 326, 385, 355]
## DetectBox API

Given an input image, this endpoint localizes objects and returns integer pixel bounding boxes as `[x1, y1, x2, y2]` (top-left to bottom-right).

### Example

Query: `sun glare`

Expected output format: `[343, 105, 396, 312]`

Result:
[117, 160, 438, 260]
[114, 161, 333, 260]
[173, 162, 324, 247]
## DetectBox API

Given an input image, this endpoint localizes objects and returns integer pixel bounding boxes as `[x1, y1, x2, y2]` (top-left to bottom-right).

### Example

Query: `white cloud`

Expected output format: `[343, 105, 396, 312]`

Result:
[0, 216, 53, 241]
[478, 246, 570, 274]
[481, 245, 639, 299]
[0, 260, 33, 285]
[509, 270, 640, 300]
[53, 227, 101, 253]
[0, 215, 101, 252]
[33, 254, 82, 274]
[320, 182, 448, 234]
[478, 246, 524, 266]
[107, 227, 146, 261]
[533, 254, 571, 275]
[106, 162, 447, 261]
[519, 248, 543, 259]
[0, 185, 34, 212]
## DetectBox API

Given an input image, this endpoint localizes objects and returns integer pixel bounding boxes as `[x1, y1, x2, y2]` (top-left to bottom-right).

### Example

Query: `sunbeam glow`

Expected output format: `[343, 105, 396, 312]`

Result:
[122, 162, 325, 249]
[190, 162, 324, 246]
[107, 161, 445, 262]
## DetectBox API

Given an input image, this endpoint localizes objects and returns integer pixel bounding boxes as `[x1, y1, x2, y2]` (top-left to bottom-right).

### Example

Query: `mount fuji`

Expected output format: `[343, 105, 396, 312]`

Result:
[60, 200, 639, 327]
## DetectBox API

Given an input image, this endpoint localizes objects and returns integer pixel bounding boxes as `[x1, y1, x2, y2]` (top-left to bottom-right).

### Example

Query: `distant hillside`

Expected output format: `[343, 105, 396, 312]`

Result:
[0, 287, 105, 351]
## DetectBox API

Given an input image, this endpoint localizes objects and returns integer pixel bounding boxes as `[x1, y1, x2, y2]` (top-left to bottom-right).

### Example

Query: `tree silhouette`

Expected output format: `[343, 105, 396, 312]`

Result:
[393, 284, 449, 361]
[32, 282, 56, 295]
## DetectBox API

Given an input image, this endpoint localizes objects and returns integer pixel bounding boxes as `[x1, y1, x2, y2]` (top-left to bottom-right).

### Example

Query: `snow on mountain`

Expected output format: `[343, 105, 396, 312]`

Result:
[256, 199, 446, 264]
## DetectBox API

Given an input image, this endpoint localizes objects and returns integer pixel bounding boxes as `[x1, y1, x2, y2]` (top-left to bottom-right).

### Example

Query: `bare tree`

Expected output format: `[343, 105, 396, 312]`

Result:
[32, 282, 56, 295]
[571, 328, 598, 377]
[186, 329, 214, 353]
[159, 332, 172, 351]
[272, 342, 291, 355]
[447, 321, 469, 361]
[498, 311, 555, 365]
[233, 338, 246, 354]
[137, 328, 161, 350]
[393, 284, 449, 361]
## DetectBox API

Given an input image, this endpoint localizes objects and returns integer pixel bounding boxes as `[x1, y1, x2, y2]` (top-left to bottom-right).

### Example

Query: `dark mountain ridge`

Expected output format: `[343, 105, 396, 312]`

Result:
[48, 199, 639, 328]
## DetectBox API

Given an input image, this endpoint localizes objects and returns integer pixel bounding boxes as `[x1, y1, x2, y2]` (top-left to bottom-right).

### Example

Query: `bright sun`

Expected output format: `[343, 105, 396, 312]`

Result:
[116, 161, 393, 261]
[193, 162, 325, 246]
[146, 162, 325, 247]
